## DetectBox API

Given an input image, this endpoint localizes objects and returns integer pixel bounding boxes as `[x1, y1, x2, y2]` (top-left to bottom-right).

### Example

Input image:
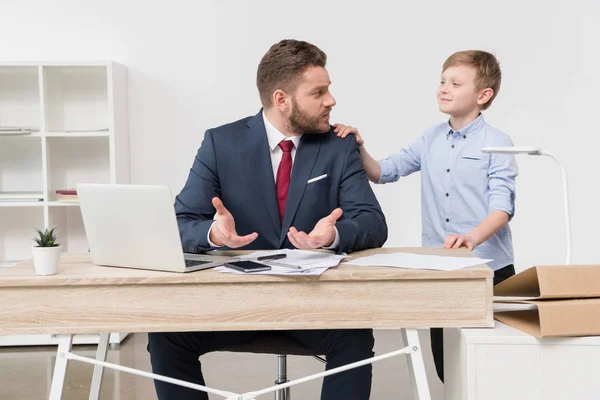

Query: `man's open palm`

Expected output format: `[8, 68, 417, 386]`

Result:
[209, 197, 258, 248]
[287, 208, 343, 249]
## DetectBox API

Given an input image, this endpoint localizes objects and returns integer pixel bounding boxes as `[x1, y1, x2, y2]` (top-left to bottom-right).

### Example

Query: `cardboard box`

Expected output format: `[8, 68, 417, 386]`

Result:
[494, 265, 600, 337]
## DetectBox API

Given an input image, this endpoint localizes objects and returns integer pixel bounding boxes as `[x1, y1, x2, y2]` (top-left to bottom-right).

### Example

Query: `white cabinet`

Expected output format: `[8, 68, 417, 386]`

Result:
[444, 322, 600, 400]
[0, 62, 130, 345]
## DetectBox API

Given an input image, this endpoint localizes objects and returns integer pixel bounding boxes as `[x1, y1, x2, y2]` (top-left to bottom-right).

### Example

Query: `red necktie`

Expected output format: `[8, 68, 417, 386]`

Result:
[276, 140, 294, 224]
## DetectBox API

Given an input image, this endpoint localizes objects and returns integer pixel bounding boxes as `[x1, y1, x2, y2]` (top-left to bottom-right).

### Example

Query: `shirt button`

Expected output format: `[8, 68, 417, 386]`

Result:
[462, 135, 466, 139]
[451, 144, 455, 149]
[446, 168, 450, 173]
[446, 218, 450, 222]
[445, 193, 449, 197]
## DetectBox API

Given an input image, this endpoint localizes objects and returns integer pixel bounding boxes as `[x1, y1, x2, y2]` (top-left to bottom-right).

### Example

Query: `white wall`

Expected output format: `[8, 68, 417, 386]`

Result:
[1, 0, 599, 272]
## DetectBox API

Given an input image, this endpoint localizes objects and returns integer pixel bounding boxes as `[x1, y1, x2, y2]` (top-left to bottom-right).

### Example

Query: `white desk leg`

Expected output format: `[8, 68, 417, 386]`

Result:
[89, 333, 110, 400]
[49, 334, 74, 400]
[401, 329, 431, 400]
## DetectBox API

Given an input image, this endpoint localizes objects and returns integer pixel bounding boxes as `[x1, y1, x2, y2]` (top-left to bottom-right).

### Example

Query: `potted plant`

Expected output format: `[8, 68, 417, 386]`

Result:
[32, 227, 62, 276]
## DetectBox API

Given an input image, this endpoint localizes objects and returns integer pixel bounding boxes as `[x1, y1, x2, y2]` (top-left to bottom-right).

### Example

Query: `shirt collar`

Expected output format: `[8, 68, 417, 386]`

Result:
[262, 111, 302, 151]
[445, 113, 486, 140]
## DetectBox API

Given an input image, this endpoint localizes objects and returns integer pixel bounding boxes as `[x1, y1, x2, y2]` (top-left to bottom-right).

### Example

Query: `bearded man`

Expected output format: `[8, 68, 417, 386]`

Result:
[147, 39, 388, 400]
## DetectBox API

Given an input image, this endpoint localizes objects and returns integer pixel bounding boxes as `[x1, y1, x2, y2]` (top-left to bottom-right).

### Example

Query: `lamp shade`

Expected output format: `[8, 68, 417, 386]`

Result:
[481, 146, 542, 155]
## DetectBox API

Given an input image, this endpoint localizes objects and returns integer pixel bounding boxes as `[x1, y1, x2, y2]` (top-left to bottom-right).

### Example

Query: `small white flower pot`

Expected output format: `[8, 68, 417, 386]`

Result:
[32, 245, 62, 276]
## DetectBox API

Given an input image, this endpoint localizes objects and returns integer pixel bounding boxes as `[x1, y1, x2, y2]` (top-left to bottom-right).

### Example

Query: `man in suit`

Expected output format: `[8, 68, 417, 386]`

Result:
[148, 39, 388, 400]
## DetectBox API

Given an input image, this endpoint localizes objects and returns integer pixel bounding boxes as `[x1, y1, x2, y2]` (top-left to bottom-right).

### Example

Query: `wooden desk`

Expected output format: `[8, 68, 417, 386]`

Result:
[0, 247, 493, 399]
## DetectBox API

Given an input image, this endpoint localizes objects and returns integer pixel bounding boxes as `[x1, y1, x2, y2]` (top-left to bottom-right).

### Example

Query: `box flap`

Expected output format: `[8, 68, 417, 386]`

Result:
[495, 298, 600, 337]
[494, 265, 600, 300]
[494, 309, 542, 337]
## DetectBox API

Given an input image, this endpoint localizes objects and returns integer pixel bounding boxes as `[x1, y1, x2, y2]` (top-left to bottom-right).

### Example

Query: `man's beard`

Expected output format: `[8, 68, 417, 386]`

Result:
[286, 97, 330, 135]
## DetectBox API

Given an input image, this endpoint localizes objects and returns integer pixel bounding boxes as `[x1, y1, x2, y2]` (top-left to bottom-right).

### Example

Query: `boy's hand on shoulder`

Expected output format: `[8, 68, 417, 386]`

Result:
[444, 233, 477, 251]
[334, 123, 364, 147]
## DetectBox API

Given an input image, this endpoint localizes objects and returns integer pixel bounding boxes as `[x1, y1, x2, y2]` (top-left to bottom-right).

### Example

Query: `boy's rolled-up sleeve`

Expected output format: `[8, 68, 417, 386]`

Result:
[377, 135, 423, 184]
[488, 137, 518, 219]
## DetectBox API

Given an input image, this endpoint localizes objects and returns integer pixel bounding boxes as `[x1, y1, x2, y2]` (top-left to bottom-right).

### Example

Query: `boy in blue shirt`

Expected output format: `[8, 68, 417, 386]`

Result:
[335, 50, 518, 382]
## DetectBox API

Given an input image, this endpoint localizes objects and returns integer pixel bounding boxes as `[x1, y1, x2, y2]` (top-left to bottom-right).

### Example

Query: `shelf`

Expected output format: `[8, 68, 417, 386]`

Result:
[0, 201, 79, 207]
[0, 66, 40, 130]
[47, 201, 79, 207]
[48, 207, 87, 253]
[0, 136, 43, 193]
[0, 202, 44, 208]
[0, 201, 81, 207]
[0, 61, 113, 67]
[0, 207, 44, 261]
[44, 131, 110, 137]
[47, 136, 111, 193]
[43, 66, 109, 133]
[1, 132, 110, 138]
[0, 132, 43, 138]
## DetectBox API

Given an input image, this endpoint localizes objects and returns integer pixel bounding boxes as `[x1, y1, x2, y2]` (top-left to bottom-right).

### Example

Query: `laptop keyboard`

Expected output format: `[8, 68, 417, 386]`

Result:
[184, 259, 212, 267]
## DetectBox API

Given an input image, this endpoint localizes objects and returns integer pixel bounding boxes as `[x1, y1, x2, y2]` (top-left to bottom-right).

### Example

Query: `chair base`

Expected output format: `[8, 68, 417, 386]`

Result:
[275, 354, 290, 400]
[274, 378, 290, 400]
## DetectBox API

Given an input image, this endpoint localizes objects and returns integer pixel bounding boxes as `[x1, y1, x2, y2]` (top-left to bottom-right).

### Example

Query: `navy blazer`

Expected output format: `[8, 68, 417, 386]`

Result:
[175, 111, 387, 253]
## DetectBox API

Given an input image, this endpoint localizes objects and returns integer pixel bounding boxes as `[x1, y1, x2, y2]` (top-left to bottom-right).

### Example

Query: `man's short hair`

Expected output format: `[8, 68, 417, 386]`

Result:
[257, 39, 327, 108]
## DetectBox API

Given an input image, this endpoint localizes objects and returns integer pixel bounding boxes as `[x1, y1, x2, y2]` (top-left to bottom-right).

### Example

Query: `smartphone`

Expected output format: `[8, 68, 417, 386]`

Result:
[224, 260, 271, 273]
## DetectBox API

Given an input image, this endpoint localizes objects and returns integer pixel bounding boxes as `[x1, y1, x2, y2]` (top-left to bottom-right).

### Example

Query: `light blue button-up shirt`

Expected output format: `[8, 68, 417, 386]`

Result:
[378, 114, 517, 270]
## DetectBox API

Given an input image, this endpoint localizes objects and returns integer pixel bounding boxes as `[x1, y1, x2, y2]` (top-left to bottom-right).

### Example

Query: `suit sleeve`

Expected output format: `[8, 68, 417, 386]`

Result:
[174, 129, 220, 252]
[335, 139, 388, 253]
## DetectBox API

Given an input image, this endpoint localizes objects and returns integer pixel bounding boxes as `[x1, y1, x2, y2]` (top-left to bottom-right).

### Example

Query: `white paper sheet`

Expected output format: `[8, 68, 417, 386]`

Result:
[217, 249, 346, 275]
[345, 253, 492, 271]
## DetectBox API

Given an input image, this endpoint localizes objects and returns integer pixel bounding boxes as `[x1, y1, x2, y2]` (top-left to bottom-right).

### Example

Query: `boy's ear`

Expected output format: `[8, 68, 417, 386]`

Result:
[477, 88, 494, 106]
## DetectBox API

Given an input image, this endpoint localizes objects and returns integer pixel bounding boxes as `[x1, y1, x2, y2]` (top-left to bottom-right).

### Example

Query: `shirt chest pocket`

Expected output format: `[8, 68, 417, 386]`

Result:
[456, 155, 489, 187]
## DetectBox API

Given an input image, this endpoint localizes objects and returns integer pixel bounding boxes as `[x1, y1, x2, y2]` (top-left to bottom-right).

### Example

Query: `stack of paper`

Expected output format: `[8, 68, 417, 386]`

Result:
[216, 249, 347, 276]
[345, 252, 492, 271]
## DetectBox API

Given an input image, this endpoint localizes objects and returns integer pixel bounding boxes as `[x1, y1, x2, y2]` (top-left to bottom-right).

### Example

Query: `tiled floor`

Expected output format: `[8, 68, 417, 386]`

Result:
[0, 330, 444, 399]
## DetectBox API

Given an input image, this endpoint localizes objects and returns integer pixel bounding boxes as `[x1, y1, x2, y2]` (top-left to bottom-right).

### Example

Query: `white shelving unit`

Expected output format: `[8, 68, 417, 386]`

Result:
[0, 61, 130, 346]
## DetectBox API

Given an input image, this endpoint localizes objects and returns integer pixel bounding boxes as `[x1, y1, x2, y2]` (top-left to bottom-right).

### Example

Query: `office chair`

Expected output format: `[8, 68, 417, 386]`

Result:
[223, 333, 326, 400]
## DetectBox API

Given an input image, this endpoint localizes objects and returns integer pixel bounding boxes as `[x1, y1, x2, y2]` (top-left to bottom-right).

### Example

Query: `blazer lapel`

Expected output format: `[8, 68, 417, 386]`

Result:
[246, 113, 282, 238]
[279, 135, 321, 245]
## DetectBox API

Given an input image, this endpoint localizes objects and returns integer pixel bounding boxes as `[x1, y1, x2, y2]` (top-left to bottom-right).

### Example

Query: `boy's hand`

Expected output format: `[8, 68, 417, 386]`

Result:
[334, 123, 364, 147]
[444, 233, 477, 251]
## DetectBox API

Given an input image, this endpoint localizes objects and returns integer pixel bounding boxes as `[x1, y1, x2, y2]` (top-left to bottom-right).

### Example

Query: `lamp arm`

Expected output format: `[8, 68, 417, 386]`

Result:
[540, 151, 572, 264]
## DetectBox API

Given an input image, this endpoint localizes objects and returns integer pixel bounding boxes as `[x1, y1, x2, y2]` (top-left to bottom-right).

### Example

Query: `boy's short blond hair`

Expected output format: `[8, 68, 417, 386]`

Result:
[442, 50, 501, 110]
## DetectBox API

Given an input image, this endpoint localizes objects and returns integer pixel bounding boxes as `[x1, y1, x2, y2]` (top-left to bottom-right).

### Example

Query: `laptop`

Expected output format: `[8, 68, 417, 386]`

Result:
[77, 183, 234, 273]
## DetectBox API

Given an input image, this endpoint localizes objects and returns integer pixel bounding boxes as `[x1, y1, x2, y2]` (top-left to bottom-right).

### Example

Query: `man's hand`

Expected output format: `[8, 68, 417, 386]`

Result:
[287, 208, 343, 249]
[334, 123, 364, 147]
[209, 197, 258, 248]
[444, 233, 477, 251]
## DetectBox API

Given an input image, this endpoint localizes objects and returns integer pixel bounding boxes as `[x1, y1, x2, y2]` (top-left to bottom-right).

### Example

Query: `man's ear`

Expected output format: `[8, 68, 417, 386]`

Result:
[273, 90, 290, 112]
[477, 88, 494, 106]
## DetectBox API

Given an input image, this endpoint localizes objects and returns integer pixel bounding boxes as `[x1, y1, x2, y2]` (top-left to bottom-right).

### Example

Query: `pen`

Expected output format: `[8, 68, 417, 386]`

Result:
[263, 260, 302, 270]
[257, 253, 287, 261]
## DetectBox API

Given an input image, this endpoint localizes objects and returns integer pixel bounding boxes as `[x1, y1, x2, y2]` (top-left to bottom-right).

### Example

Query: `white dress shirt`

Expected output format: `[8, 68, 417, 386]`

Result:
[262, 112, 301, 181]
[207, 112, 339, 249]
